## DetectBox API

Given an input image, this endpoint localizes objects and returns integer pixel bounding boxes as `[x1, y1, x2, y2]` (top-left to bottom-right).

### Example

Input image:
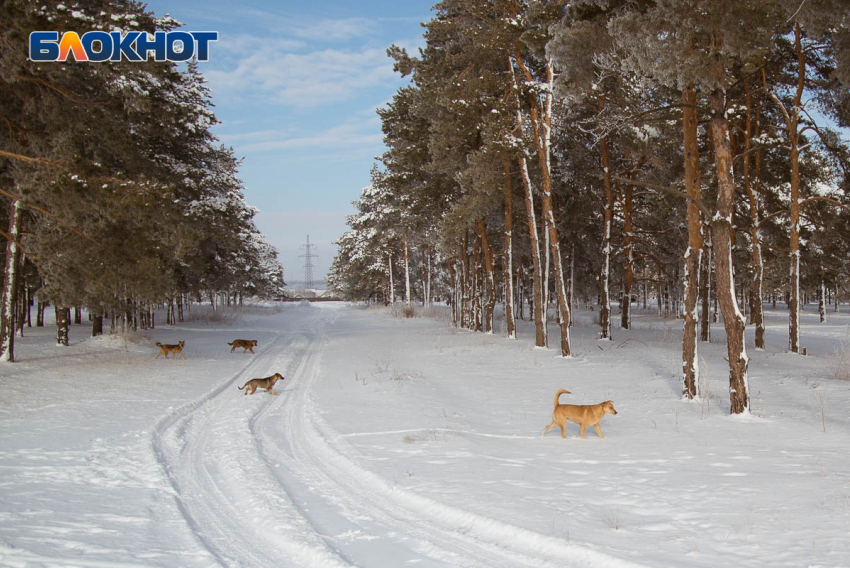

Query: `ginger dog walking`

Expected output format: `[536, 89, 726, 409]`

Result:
[541, 389, 618, 438]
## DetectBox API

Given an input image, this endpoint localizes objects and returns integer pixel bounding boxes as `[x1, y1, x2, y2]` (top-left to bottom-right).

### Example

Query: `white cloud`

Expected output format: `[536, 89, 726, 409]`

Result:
[205, 47, 397, 108]
[292, 18, 378, 41]
[218, 113, 383, 154]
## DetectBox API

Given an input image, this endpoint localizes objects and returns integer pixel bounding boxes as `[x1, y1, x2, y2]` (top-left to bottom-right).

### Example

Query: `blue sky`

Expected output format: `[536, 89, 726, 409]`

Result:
[142, 0, 432, 285]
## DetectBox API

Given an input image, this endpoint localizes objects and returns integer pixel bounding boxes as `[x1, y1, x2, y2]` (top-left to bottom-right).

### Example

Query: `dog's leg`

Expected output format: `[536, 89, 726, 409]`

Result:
[560, 423, 566, 438]
[248, 347, 255, 353]
[593, 424, 604, 438]
[540, 422, 557, 436]
[579, 424, 587, 438]
[231, 345, 236, 352]
[178, 352, 186, 360]
[268, 388, 278, 396]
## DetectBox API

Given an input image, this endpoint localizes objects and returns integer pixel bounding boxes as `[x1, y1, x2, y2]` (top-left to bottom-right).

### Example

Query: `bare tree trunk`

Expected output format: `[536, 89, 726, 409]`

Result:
[478, 218, 496, 333]
[448, 250, 458, 325]
[710, 45, 750, 414]
[621, 182, 634, 330]
[513, 53, 571, 355]
[403, 230, 411, 307]
[700, 224, 712, 343]
[681, 83, 703, 399]
[515, 123, 546, 346]
[599, 99, 614, 340]
[472, 230, 483, 331]
[765, 23, 805, 354]
[56, 306, 70, 346]
[387, 249, 394, 306]
[819, 280, 826, 323]
[503, 159, 517, 338]
[743, 81, 766, 349]
[0, 199, 23, 361]
[462, 230, 471, 328]
[91, 313, 103, 337]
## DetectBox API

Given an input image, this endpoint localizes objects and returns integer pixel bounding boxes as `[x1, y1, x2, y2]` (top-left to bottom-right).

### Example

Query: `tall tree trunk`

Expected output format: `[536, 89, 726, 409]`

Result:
[700, 224, 712, 343]
[515, 119, 546, 346]
[514, 53, 571, 355]
[765, 23, 805, 353]
[599, 97, 614, 340]
[819, 280, 826, 323]
[503, 159, 517, 338]
[403, 230, 411, 307]
[477, 218, 496, 333]
[621, 182, 634, 330]
[681, 84, 704, 399]
[448, 251, 458, 325]
[472, 230, 483, 331]
[462, 230, 472, 328]
[744, 81, 766, 349]
[387, 249, 394, 306]
[0, 200, 23, 362]
[710, 44, 750, 414]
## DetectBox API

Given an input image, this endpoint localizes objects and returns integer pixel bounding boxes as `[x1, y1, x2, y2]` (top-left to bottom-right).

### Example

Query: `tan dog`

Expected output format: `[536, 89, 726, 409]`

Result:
[540, 389, 617, 438]
[238, 373, 284, 396]
[228, 339, 258, 353]
[155, 341, 185, 359]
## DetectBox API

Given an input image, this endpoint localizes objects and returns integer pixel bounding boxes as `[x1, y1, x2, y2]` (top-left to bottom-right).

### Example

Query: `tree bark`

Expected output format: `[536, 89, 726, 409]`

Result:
[503, 158, 517, 338]
[403, 230, 411, 307]
[743, 81, 766, 349]
[765, 23, 805, 353]
[56, 306, 70, 346]
[0, 199, 23, 362]
[91, 313, 104, 337]
[599, 97, 614, 340]
[514, 53, 571, 355]
[710, 45, 750, 414]
[621, 182, 634, 330]
[515, 111, 546, 346]
[477, 218, 496, 333]
[681, 83, 703, 399]
[700, 224, 712, 343]
[387, 249, 394, 306]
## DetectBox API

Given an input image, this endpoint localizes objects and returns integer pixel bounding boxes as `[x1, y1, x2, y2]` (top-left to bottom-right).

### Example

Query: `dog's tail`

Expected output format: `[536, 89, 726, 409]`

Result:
[237, 382, 247, 390]
[227, 342, 234, 345]
[553, 389, 571, 408]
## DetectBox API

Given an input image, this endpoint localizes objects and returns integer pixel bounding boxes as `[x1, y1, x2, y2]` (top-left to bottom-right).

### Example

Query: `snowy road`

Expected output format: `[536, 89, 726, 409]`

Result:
[151, 307, 643, 568]
[4, 303, 850, 567]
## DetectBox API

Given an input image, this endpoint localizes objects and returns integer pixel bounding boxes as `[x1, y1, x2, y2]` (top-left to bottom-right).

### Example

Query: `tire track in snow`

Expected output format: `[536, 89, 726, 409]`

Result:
[253, 315, 651, 568]
[151, 313, 349, 567]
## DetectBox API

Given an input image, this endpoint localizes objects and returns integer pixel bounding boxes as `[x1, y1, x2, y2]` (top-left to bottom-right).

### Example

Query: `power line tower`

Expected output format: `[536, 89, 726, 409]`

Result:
[299, 235, 318, 290]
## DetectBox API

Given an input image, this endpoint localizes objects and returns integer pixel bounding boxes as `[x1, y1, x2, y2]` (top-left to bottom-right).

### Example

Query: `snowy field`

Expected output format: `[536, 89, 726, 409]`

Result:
[1, 301, 849, 567]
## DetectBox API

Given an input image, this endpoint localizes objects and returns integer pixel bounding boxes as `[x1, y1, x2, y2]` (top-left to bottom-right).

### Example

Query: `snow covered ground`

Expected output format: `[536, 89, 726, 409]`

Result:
[1, 301, 849, 567]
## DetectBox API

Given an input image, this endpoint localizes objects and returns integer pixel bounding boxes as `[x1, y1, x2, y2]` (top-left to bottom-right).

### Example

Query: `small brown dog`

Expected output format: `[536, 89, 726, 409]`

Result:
[228, 339, 258, 353]
[238, 373, 284, 396]
[155, 341, 186, 359]
[540, 389, 617, 439]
